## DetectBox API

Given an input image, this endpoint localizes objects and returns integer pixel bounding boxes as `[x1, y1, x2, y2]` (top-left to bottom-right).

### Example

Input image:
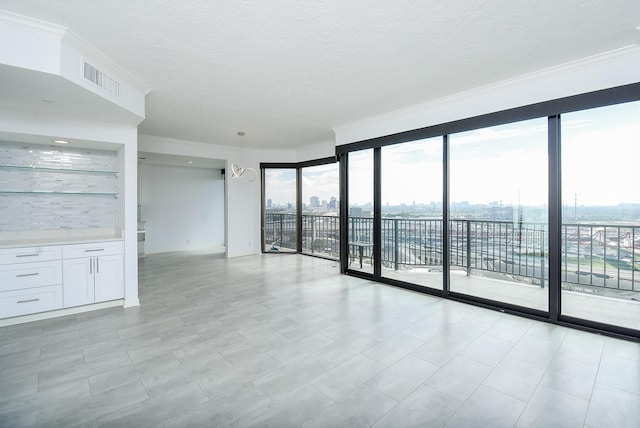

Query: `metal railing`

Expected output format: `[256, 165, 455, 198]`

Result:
[264, 212, 297, 251]
[264, 212, 640, 291]
[301, 214, 340, 258]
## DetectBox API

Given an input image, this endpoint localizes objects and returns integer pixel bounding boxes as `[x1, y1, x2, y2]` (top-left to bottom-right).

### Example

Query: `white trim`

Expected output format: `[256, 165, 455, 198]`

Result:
[0, 300, 123, 327]
[334, 45, 640, 145]
[0, 10, 66, 39]
[123, 297, 140, 308]
[144, 245, 227, 256]
[0, 10, 150, 95]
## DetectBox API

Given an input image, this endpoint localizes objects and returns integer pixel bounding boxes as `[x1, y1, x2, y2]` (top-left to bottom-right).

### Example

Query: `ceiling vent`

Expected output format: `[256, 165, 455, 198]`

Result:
[83, 61, 120, 97]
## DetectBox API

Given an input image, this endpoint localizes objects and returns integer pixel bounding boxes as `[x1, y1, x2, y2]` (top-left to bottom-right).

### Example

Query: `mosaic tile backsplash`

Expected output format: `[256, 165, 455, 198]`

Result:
[0, 142, 120, 232]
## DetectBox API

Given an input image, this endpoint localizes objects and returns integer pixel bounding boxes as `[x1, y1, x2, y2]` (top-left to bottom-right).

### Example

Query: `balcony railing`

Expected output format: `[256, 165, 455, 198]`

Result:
[264, 212, 297, 251]
[264, 212, 639, 292]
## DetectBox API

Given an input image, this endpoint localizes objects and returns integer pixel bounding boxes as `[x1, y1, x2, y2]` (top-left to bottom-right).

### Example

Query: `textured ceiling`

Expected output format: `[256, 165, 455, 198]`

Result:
[2, 1, 639, 149]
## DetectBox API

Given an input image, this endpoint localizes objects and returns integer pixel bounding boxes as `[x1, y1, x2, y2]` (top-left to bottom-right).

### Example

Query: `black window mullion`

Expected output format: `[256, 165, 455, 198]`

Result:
[443, 135, 450, 296]
[548, 114, 562, 321]
[296, 168, 302, 253]
[339, 153, 349, 273]
[373, 147, 382, 278]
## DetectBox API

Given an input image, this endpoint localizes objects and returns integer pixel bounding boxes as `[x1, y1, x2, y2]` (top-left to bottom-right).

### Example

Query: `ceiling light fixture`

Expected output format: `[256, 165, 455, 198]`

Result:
[53, 139, 69, 144]
[231, 131, 256, 182]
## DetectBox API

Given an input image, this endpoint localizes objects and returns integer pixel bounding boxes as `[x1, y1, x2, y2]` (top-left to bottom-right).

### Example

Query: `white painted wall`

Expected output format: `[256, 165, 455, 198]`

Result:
[139, 163, 225, 254]
[139, 134, 296, 258]
[334, 46, 640, 145]
[295, 140, 335, 163]
[0, 11, 62, 74]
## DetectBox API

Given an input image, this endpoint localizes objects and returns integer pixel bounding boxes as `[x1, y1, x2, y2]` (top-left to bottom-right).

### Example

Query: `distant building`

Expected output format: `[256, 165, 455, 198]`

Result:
[310, 196, 320, 207]
[350, 207, 363, 216]
[329, 197, 337, 209]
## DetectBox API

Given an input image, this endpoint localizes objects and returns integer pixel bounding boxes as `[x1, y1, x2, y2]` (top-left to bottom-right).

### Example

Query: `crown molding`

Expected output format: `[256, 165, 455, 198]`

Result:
[333, 45, 640, 139]
[0, 10, 150, 95]
[0, 10, 66, 38]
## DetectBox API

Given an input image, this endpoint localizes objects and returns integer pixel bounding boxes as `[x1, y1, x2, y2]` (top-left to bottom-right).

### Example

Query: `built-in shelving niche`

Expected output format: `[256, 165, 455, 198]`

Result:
[0, 142, 120, 235]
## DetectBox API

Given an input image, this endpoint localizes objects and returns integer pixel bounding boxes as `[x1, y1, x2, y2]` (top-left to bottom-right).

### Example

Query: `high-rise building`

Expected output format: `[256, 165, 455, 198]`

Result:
[329, 197, 337, 209]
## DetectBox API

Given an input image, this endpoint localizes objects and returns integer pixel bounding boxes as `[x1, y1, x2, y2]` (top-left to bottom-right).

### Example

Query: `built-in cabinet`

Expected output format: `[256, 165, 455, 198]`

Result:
[63, 242, 123, 307]
[0, 240, 123, 320]
[0, 142, 126, 323]
[0, 246, 63, 318]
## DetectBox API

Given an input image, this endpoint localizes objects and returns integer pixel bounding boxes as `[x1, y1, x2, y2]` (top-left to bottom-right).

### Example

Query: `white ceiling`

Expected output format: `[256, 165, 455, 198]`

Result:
[1, 1, 639, 150]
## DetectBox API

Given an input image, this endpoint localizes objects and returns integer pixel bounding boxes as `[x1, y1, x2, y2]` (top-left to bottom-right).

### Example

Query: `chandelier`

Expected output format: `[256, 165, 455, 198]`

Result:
[230, 131, 257, 182]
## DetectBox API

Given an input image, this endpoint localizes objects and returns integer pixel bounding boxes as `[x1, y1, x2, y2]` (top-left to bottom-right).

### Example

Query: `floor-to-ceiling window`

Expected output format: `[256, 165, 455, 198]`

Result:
[334, 83, 639, 338]
[449, 118, 549, 311]
[560, 101, 640, 331]
[263, 168, 297, 252]
[381, 137, 443, 290]
[347, 149, 374, 274]
[301, 163, 340, 258]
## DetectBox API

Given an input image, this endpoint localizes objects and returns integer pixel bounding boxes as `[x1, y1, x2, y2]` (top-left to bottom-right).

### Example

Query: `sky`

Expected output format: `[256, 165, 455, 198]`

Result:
[264, 163, 339, 208]
[265, 100, 640, 208]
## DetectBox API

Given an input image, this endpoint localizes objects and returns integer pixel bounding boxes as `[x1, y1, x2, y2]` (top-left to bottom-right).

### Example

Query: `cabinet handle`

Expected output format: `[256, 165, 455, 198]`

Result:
[16, 272, 40, 278]
[16, 253, 39, 258]
[17, 298, 40, 304]
[84, 249, 104, 252]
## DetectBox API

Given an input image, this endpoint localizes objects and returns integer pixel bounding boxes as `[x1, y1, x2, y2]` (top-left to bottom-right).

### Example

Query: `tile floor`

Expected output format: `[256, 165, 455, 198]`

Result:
[0, 251, 639, 427]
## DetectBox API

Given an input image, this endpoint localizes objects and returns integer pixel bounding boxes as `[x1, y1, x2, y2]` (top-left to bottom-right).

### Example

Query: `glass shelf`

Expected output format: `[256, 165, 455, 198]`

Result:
[0, 165, 118, 175]
[0, 191, 119, 197]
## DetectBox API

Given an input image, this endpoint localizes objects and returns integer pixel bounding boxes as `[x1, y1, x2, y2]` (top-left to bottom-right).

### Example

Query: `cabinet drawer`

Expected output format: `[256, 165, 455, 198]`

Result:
[63, 241, 123, 259]
[0, 246, 62, 265]
[0, 261, 62, 292]
[0, 285, 63, 319]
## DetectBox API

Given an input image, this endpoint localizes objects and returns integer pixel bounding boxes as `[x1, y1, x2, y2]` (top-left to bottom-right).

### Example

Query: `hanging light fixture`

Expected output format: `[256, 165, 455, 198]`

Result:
[231, 131, 257, 182]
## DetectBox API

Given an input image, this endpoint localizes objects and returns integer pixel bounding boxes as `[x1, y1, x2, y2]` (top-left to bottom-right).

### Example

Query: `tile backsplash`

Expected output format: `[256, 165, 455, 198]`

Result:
[0, 142, 120, 233]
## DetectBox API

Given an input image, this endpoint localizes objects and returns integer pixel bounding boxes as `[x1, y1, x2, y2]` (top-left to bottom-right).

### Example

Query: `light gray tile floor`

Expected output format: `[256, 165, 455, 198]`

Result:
[0, 251, 639, 427]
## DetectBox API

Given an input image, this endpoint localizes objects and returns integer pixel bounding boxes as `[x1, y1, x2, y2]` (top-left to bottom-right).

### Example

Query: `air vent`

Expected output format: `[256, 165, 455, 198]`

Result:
[83, 61, 120, 97]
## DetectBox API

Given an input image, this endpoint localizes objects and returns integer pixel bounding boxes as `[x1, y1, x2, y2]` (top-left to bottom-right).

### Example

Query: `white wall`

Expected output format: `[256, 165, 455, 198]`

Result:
[334, 46, 640, 145]
[140, 163, 225, 254]
[295, 140, 335, 163]
[139, 134, 296, 257]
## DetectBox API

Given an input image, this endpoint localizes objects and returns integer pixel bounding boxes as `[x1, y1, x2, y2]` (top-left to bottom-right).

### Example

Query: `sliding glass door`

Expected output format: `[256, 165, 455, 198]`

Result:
[381, 137, 443, 290]
[347, 149, 374, 274]
[560, 101, 640, 330]
[335, 84, 639, 338]
[449, 118, 549, 311]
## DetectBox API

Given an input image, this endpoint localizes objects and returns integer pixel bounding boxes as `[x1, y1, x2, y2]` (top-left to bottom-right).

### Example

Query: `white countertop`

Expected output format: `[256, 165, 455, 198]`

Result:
[0, 236, 123, 249]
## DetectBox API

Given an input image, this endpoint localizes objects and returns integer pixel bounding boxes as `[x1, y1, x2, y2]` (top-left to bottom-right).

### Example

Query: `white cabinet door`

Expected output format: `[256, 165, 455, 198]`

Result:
[94, 254, 123, 302]
[62, 257, 94, 308]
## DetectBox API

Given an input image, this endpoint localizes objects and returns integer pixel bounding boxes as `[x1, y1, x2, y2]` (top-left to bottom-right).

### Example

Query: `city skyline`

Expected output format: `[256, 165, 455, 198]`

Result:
[265, 101, 639, 211]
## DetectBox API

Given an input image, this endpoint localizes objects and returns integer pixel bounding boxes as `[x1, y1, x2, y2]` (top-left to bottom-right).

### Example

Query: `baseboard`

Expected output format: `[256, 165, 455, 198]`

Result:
[0, 299, 124, 327]
[145, 245, 226, 255]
